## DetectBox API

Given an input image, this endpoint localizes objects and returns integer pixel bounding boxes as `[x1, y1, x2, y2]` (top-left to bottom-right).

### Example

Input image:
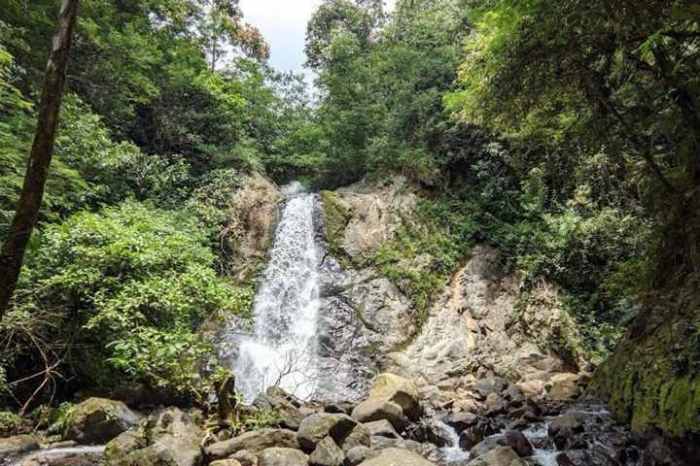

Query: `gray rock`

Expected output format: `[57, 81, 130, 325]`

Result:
[230, 450, 258, 466]
[470, 436, 504, 459]
[253, 387, 305, 431]
[206, 429, 298, 459]
[502, 430, 533, 457]
[352, 399, 409, 432]
[258, 447, 309, 466]
[64, 397, 141, 444]
[364, 420, 399, 439]
[105, 408, 203, 466]
[346, 446, 373, 466]
[297, 413, 357, 452]
[342, 423, 371, 452]
[548, 413, 586, 450]
[309, 436, 345, 466]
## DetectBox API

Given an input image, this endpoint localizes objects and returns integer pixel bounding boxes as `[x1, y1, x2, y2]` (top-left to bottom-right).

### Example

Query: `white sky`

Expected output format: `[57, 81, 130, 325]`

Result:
[240, 0, 396, 78]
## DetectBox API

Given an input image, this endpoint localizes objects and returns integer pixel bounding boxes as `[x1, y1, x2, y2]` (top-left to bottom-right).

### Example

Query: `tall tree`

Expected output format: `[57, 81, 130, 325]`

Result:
[0, 0, 80, 316]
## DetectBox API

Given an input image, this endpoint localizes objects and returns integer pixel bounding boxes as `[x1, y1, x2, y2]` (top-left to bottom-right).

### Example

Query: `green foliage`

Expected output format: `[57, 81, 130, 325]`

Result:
[0, 410, 23, 436]
[6, 201, 252, 398]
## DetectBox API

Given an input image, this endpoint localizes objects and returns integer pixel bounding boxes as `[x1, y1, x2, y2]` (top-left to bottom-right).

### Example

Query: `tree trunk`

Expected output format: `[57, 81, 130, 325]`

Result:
[0, 0, 80, 317]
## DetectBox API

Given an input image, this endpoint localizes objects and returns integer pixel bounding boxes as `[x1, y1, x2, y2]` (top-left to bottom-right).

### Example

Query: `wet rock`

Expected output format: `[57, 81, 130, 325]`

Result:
[105, 408, 202, 466]
[444, 412, 478, 432]
[253, 387, 305, 431]
[297, 413, 357, 452]
[64, 397, 141, 444]
[467, 446, 527, 466]
[548, 413, 586, 450]
[364, 420, 399, 439]
[470, 435, 504, 459]
[258, 447, 309, 466]
[0, 434, 40, 457]
[458, 418, 499, 450]
[205, 428, 298, 459]
[357, 447, 436, 466]
[502, 431, 533, 457]
[324, 402, 355, 415]
[309, 436, 345, 466]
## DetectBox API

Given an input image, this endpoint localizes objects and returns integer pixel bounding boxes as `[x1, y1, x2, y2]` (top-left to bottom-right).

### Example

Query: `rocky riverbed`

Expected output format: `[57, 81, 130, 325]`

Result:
[1, 372, 693, 466]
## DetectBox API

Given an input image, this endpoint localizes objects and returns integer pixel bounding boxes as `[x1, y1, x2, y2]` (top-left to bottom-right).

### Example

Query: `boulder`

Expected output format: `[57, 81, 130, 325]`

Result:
[64, 398, 141, 444]
[444, 412, 478, 432]
[104, 408, 203, 466]
[470, 436, 504, 459]
[258, 447, 309, 466]
[341, 423, 371, 452]
[0, 434, 40, 457]
[297, 413, 357, 452]
[254, 387, 305, 431]
[206, 429, 298, 459]
[230, 450, 258, 466]
[547, 373, 583, 401]
[502, 430, 533, 457]
[368, 374, 421, 420]
[364, 420, 399, 439]
[466, 446, 528, 466]
[346, 446, 373, 466]
[351, 399, 409, 432]
[548, 413, 586, 450]
[357, 447, 436, 466]
[309, 436, 345, 466]
[211, 461, 243, 466]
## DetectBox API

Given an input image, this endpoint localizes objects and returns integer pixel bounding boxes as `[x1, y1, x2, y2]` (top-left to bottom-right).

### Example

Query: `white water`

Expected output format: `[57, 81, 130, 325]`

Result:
[231, 182, 321, 402]
[435, 420, 471, 464]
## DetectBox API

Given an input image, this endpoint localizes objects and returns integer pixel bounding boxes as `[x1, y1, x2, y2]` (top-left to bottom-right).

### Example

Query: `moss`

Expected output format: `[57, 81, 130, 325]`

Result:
[591, 278, 700, 437]
[0, 410, 24, 436]
[320, 190, 353, 266]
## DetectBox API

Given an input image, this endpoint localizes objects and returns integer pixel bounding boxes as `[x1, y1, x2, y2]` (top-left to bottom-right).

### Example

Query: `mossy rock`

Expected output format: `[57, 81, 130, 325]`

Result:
[320, 190, 353, 264]
[64, 397, 142, 444]
[591, 280, 700, 437]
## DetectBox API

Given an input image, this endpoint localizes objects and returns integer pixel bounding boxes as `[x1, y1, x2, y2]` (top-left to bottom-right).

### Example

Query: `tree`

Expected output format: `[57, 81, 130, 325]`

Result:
[0, 0, 80, 316]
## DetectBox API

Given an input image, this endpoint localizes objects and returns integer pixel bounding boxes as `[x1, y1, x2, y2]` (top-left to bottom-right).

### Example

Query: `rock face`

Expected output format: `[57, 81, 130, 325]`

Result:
[225, 173, 282, 281]
[104, 408, 202, 466]
[64, 397, 141, 444]
[389, 245, 589, 410]
[318, 177, 590, 410]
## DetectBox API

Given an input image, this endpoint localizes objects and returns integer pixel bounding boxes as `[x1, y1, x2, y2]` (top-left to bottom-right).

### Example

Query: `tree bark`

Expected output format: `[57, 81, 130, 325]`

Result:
[0, 0, 80, 317]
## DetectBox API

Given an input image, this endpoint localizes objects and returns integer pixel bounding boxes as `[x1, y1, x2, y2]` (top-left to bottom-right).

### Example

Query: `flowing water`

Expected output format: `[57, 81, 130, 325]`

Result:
[231, 182, 321, 402]
[435, 420, 471, 464]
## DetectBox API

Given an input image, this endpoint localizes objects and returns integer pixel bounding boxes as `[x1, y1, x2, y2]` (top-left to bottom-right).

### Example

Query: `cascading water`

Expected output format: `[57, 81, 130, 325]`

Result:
[231, 182, 321, 403]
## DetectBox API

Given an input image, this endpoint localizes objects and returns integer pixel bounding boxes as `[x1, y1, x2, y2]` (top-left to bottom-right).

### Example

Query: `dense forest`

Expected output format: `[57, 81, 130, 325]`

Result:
[0, 0, 698, 465]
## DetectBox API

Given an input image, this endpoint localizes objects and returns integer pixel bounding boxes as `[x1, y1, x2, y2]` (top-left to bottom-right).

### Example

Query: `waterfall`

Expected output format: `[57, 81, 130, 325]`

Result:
[231, 181, 321, 403]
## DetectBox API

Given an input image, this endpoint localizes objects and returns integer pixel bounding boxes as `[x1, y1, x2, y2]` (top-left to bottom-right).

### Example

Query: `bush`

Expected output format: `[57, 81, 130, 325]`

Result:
[4, 201, 252, 401]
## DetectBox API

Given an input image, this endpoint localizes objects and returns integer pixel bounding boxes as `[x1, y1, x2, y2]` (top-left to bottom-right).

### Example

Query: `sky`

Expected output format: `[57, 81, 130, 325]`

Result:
[240, 0, 396, 80]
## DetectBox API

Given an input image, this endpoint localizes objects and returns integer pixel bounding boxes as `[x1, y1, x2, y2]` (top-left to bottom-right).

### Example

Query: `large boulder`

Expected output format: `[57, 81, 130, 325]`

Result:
[258, 447, 309, 466]
[64, 398, 141, 444]
[367, 374, 421, 420]
[547, 373, 584, 401]
[104, 408, 203, 466]
[466, 446, 528, 466]
[206, 429, 298, 460]
[341, 423, 371, 452]
[351, 399, 409, 432]
[297, 413, 357, 452]
[357, 447, 436, 466]
[254, 387, 305, 431]
[309, 436, 345, 466]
